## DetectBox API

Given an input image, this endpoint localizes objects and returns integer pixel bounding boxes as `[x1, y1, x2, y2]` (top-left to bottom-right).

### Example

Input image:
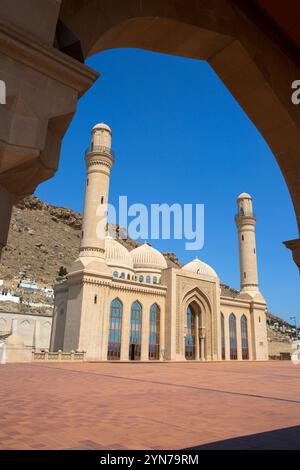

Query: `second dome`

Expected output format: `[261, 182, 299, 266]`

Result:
[130, 243, 168, 271]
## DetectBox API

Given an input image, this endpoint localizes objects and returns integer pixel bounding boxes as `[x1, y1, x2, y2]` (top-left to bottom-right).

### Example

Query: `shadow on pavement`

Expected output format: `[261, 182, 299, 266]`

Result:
[187, 425, 300, 450]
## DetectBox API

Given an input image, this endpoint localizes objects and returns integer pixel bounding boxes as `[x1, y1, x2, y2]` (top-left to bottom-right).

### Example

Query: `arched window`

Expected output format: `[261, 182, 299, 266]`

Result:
[229, 313, 237, 360]
[139, 275, 144, 283]
[146, 275, 151, 284]
[185, 305, 196, 360]
[113, 271, 118, 279]
[221, 313, 225, 360]
[241, 315, 249, 360]
[129, 301, 142, 360]
[127, 274, 130, 280]
[149, 304, 160, 360]
[153, 276, 157, 284]
[107, 299, 123, 360]
[120, 272, 125, 279]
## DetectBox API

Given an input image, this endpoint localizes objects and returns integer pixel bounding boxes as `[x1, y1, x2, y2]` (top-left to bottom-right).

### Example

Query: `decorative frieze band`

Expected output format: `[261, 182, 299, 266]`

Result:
[110, 282, 167, 296]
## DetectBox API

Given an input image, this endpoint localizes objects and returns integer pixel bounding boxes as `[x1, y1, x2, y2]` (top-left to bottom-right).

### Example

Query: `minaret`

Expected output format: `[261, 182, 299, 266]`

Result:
[79, 122, 114, 265]
[235, 193, 268, 360]
[235, 193, 260, 297]
[52, 123, 115, 359]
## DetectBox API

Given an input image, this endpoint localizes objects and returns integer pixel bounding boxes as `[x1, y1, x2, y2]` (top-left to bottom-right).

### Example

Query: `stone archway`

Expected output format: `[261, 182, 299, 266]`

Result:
[0, 1, 299, 268]
[181, 288, 213, 360]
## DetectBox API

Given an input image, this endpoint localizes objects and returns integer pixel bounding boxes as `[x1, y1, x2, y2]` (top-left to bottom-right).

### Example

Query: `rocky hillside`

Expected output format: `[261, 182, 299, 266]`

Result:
[0, 196, 180, 288]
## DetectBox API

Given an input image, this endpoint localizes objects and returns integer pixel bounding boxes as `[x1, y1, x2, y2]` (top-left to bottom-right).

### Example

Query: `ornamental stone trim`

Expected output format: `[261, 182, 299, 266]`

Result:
[110, 282, 167, 296]
[79, 247, 105, 255]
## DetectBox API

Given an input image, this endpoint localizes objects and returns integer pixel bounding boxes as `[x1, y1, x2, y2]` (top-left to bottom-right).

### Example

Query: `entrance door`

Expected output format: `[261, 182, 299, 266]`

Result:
[185, 305, 196, 360]
[129, 301, 142, 360]
[129, 342, 141, 361]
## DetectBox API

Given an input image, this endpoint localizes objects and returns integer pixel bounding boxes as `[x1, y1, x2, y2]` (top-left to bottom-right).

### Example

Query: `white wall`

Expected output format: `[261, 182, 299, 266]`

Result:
[0, 312, 52, 349]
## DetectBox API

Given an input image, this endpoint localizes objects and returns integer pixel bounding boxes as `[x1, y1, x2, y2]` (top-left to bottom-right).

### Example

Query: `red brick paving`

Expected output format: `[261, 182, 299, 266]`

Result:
[0, 361, 299, 449]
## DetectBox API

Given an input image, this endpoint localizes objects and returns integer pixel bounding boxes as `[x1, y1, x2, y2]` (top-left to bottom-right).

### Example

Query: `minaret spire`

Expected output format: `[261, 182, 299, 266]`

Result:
[80, 123, 114, 262]
[235, 193, 261, 299]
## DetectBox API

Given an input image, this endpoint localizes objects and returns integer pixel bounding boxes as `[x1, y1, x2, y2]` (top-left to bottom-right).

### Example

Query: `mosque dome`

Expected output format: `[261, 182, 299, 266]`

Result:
[105, 236, 133, 270]
[130, 243, 168, 270]
[238, 193, 252, 199]
[182, 258, 218, 278]
[92, 122, 112, 133]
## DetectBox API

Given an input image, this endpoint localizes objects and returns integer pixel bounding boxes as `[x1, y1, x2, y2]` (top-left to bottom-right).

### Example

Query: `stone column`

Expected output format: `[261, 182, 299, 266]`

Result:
[120, 299, 131, 361]
[49, 309, 57, 352]
[11, 318, 18, 335]
[236, 315, 242, 360]
[159, 303, 165, 360]
[100, 285, 110, 360]
[224, 314, 230, 360]
[33, 319, 40, 349]
[195, 314, 200, 360]
[199, 325, 206, 360]
[141, 303, 150, 361]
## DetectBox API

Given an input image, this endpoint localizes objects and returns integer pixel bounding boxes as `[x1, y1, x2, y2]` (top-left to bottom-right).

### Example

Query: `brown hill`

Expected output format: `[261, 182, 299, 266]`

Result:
[0, 196, 180, 288]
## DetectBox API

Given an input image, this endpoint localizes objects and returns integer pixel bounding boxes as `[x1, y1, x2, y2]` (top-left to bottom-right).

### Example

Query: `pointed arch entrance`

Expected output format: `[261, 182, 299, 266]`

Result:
[182, 288, 212, 361]
[185, 301, 204, 361]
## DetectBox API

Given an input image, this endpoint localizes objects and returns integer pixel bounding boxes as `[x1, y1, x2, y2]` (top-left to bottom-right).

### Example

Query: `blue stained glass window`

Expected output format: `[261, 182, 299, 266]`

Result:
[149, 304, 160, 360]
[241, 315, 249, 360]
[129, 301, 142, 360]
[229, 313, 237, 360]
[107, 299, 122, 360]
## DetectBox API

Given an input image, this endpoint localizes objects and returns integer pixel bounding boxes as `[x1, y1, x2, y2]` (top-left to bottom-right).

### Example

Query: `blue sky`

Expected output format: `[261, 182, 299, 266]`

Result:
[36, 48, 299, 322]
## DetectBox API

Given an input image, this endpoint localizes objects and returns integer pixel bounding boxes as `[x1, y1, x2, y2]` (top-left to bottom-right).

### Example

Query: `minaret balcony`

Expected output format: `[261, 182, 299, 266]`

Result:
[85, 145, 115, 162]
[235, 213, 256, 223]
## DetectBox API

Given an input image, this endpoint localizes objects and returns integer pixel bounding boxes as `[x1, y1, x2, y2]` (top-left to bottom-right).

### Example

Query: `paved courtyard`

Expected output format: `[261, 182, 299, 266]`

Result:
[0, 361, 299, 450]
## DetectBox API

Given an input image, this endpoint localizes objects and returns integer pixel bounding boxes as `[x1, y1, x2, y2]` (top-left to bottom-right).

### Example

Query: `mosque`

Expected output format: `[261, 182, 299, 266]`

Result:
[50, 123, 268, 362]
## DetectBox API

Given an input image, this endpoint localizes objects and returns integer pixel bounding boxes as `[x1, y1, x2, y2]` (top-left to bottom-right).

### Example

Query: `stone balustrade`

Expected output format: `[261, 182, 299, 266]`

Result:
[33, 350, 85, 362]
